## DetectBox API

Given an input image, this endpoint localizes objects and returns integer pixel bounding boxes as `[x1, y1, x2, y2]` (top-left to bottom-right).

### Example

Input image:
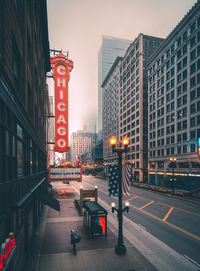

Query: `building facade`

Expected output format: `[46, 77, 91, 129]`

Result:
[97, 36, 131, 142]
[147, 1, 200, 190]
[47, 95, 55, 166]
[102, 57, 123, 164]
[0, 0, 51, 270]
[70, 127, 97, 163]
[119, 34, 164, 182]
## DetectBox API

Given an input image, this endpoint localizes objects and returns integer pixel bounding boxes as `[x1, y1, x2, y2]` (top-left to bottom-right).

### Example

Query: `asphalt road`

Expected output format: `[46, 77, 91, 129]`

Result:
[69, 175, 200, 268]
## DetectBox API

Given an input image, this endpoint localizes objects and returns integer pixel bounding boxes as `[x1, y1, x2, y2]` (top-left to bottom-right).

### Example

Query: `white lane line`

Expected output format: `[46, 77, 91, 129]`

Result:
[184, 255, 200, 268]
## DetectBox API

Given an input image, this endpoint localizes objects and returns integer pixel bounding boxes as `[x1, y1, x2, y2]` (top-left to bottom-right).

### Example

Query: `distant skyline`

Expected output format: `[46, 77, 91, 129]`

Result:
[47, 0, 197, 138]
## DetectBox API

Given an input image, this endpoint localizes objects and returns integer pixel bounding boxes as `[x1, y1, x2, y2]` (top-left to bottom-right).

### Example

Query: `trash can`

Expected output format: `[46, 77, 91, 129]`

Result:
[83, 201, 108, 237]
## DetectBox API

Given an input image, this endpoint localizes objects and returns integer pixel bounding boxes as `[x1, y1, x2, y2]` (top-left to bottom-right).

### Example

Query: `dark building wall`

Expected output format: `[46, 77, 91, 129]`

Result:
[0, 0, 50, 270]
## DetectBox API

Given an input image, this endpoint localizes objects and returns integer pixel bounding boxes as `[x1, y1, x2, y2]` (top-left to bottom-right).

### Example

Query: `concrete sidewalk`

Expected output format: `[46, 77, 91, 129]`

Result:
[25, 187, 156, 271]
[25, 184, 199, 271]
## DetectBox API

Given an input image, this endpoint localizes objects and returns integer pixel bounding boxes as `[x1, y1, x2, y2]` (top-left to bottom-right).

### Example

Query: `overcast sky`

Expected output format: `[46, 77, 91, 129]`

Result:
[47, 0, 196, 138]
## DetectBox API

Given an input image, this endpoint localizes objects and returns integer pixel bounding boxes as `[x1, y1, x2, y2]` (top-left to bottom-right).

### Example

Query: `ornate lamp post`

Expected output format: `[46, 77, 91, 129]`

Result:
[109, 136, 130, 255]
[169, 157, 177, 195]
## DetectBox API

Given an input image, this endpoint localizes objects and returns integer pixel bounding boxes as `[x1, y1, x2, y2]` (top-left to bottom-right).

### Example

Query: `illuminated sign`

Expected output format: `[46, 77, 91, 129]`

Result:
[198, 138, 200, 156]
[149, 171, 188, 176]
[188, 173, 200, 177]
[50, 53, 73, 153]
[0, 232, 15, 271]
[48, 166, 82, 181]
[92, 216, 106, 236]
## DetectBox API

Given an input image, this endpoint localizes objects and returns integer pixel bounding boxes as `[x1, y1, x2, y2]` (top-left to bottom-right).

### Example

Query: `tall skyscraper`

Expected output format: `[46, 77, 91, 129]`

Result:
[119, 34, 164, 182]
[102, 56, 123, 164]
[98, 36, 131, 142]
[147, 1, 200, 189]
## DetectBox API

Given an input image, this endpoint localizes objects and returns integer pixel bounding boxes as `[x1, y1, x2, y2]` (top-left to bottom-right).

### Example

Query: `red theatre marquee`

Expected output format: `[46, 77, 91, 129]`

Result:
[50, 54, 73, 153]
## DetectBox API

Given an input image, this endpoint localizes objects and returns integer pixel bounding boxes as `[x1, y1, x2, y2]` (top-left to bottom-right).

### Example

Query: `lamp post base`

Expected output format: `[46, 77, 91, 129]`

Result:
[115, 244, 126, 255]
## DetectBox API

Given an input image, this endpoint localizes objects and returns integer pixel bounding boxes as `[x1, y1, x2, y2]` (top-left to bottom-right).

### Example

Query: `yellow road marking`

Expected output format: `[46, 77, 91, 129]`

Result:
[128, 202, 200, 241]
[82, 180, 200, 241]
[157, 202, 200, 217]
[124, 196, 138, 202]
[140, 201, 154, 210]
[163, 207, 174, 221]
[165, 221, 200, 241]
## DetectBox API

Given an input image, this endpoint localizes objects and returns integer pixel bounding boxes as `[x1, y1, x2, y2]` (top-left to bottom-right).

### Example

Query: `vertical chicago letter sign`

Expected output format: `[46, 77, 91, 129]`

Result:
[50, 54, 73, 152]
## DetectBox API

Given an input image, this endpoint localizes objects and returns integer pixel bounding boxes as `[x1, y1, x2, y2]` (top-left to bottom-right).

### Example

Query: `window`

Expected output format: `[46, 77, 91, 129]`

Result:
[183, 132, 187, 141]
[183, 69, 187, 80]
[183, 82, 187, 92]
[171, 56, 175, 66]
[177, 98, 182, 107]
[190, 103, 196, 114]
[166, 61, 170, 70]
[182, 95, 187, 105]
[177, 134, 181, 142]
[183, 120, 187, 130]
[177, 62, 182, 72]
[14, 0, 18, 9]
[191, 77, 196, 88]
[182, 45, 187, 55]
[177, 50, 182, 60]
[183, 145, 187, 153]
[182, 57, 187, 67]
[190, 36, 196, 48]
[17, 140, 23, 177]
[177, 74, 181, 84]
[177, 86, 182, 96]
[190, 63, 196, 74]
[190, 22, 196, 34]
[177, 146, 181, 154]
[190, 90, 196, 101]
[190, 130, 196, 139]
[191, 50, 196, 61]
[177, 37, 182, 47]
[177, 122, 181, 131]
[183, 31, 187, 41]
[190, 144, 196, 153]
[13, 41, 20, 83]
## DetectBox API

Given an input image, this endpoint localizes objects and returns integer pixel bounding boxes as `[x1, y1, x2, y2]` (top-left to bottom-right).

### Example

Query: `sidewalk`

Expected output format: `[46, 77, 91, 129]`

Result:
[25, 186, 156, 271]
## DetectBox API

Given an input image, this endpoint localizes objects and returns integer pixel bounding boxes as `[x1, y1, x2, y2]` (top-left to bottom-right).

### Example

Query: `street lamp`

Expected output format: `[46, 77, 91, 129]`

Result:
[169, 157, 177, 195]
[109, 136, 129, 255]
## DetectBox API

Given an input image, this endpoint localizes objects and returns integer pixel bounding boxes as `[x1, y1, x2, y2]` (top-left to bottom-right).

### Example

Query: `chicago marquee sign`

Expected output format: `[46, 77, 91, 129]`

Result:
[50, 53, 73, 153]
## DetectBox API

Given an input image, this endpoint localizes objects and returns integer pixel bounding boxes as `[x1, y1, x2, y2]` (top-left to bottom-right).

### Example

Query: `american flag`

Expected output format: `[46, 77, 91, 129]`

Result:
[122, 164, 131, 196]
[108, 164, 131, 196]
[108, 165, 119, 196]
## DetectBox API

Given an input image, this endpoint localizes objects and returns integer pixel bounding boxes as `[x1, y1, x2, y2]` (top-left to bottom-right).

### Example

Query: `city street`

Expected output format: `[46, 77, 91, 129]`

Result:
[70, 175, 200, 268]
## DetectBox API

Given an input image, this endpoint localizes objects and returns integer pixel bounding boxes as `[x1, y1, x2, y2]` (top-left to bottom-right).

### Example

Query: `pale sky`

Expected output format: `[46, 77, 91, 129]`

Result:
[47, 0, 197, 139]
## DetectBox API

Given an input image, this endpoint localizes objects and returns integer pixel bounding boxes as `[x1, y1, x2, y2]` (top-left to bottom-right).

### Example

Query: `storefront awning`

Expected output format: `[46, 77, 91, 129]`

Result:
[37, 191, 60, 212]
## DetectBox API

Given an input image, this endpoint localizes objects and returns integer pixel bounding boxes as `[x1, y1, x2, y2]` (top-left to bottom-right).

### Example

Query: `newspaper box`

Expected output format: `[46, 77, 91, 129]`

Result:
[83, 201, 108, 237]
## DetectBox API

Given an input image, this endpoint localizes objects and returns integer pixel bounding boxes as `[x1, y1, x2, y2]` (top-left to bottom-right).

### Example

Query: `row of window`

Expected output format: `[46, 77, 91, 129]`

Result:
[150, 142, 198, 157]
[150, 127, 200, 148]
[150, 113, 200, 132]
[149, 17, 200, 74]
[149, 39, 200, 89]
[143, 40, 160, 48]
